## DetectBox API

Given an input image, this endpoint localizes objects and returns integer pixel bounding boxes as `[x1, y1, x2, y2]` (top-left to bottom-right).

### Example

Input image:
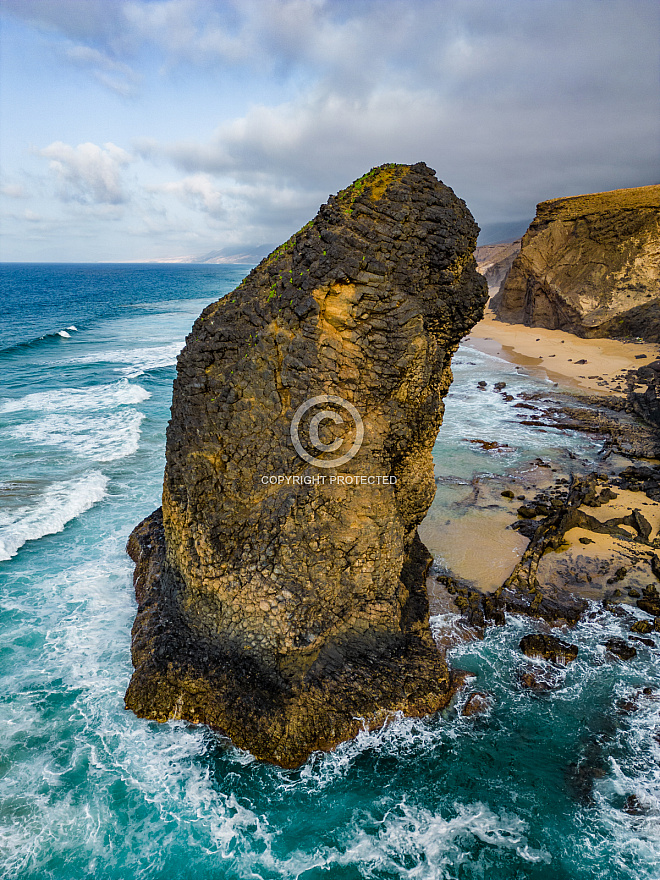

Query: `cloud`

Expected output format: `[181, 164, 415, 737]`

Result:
[63, 44, 139, 96]
[37, 141, 135, 205]
[1, 183, 28, 198]
[3, 1, 659, 257]
[1, 0, 129, 48]
[134, 0, 660, 238]
[148, 173, 225, 217]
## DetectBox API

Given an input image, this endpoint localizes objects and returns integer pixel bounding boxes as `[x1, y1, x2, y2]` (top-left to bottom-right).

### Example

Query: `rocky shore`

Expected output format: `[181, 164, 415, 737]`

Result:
[126, 171, 659, 760]
[428, 307, 660, 687]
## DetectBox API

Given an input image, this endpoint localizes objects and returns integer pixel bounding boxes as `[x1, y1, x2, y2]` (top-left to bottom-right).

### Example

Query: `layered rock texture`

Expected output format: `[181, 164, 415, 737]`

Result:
[491, 186, 660, 341]
[125, 162, 487, 766]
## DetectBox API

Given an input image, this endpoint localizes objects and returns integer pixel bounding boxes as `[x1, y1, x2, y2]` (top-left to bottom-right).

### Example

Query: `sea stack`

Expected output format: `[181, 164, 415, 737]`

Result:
[491, 185, 660, 341]
[125, 162, 487, 767]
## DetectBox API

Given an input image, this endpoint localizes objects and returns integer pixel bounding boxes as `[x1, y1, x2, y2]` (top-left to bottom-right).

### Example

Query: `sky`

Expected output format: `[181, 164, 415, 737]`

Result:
[0, 0, 658, 262]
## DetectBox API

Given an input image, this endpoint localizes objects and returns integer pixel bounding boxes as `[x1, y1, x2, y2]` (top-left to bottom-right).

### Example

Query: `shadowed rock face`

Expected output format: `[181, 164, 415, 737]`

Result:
[491, 185, 660, 341]
[125, 162, 487, 767]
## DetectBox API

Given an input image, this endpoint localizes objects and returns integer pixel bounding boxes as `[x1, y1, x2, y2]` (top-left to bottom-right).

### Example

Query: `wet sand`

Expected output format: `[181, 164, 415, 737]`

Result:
[465, 307, 659, 395]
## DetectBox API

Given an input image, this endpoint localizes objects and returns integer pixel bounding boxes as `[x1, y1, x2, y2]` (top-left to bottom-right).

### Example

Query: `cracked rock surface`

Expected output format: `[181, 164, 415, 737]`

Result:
[125, 162, 487, 767]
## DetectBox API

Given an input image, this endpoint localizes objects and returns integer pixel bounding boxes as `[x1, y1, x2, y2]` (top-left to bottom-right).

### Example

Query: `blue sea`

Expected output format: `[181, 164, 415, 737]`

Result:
[0, 264, 658, 879]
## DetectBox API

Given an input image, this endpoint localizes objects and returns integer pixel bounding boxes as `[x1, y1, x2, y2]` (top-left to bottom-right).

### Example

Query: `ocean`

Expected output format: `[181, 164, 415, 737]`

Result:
[0, 263, 658, 879]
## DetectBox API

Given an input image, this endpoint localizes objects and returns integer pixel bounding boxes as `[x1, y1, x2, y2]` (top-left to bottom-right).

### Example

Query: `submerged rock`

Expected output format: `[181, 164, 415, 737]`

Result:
[491, 185, 660, 341]
[517, 664, 564, 691]
[461, 691, 493, 717]
[125, 163, 487, 767]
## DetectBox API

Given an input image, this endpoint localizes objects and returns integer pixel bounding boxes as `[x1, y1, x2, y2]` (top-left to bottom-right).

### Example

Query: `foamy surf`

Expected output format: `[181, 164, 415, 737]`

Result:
[8, 411, 145, 461]
[2, 263, 657, 880]
[0, 380, 150, 414]
[314, 801, 551, 876]
[0, 471, 108, 560]
[67, 341, 182, 378]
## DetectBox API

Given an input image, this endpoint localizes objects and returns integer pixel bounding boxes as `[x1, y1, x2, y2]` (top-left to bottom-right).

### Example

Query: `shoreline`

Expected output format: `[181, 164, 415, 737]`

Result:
[465, 305, 659, 396]
[425, 309, 660, 629]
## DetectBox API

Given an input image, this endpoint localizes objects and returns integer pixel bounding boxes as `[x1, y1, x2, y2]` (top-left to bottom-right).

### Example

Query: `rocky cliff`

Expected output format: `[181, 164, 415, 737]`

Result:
[125, 162, 487, 767]
[491, 186, 660, 341]
[475, 239, 521, 292]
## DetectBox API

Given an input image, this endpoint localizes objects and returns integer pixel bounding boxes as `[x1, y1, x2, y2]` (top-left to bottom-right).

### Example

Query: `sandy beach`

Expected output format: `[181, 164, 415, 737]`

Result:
[465, 305, 659, 395]
[422, 306, 660, 608]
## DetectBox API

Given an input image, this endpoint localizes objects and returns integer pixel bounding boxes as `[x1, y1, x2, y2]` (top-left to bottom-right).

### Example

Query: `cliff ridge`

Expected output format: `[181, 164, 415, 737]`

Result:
[491, 185, 660, 341]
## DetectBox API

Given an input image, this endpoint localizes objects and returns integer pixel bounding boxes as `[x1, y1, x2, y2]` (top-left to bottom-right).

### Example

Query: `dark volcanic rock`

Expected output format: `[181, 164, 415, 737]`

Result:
[626, 362, 660, 433]
[618, 466, 660, 501]
[637, 584, 660, 617]
[519, 633, 578, 665]
[605, 638, 637, 661]
[124, 163, 487, 767]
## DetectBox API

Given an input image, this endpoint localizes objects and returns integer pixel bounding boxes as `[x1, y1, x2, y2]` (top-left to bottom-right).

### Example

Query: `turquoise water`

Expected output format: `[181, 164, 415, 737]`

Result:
[0, 264, 658, 879]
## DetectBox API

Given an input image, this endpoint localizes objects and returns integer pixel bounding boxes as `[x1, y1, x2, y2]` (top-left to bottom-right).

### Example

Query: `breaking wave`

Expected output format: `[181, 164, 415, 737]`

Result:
[8, 411, 145, 462]
[0, 471, 108, 561]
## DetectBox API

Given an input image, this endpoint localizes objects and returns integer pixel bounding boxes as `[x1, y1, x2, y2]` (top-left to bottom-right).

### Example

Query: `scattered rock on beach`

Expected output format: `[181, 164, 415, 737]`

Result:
[636, 584, 660, 617]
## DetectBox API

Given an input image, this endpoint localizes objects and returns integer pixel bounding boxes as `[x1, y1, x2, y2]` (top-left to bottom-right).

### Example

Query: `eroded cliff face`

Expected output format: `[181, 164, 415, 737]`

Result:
[475, 239, 521, 292]
[491, 186, 660, 341]
[125, 163, 487, 767]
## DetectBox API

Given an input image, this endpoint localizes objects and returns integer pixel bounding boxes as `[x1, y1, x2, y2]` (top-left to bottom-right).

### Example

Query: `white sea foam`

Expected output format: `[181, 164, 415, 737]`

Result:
[0, 471, 108, 561]
[9, 411, 144, 461]
[0, 380, 150, 414]
[67, 341, 182, 378]
[281, 801, 550, 878]
[57, 330, 71, 338]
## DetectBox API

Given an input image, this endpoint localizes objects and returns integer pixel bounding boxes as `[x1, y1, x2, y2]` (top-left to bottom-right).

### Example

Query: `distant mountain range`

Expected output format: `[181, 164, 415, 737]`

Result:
[144, 245, 275, 264]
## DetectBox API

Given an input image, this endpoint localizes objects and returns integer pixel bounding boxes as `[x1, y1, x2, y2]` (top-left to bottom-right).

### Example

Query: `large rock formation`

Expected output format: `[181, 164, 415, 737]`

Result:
[491, 185, 660, 341]
[125, 162, 487, 767]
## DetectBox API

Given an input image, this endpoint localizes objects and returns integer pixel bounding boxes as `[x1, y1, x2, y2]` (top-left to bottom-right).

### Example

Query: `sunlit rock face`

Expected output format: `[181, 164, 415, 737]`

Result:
[491, 185, 660, 341]
[125, 162, 487, 767]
